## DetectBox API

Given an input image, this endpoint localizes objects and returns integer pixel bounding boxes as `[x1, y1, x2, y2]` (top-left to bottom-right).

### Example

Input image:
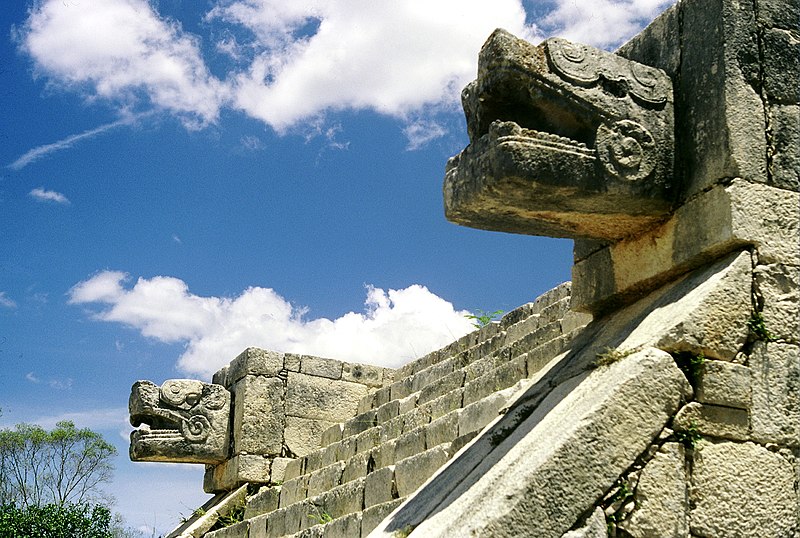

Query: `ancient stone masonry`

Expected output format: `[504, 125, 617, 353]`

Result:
[131, 0, 799, 536]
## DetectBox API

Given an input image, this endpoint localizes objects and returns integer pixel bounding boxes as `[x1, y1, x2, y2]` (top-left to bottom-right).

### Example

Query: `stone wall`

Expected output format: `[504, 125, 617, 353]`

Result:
[142, 0, 798, 536]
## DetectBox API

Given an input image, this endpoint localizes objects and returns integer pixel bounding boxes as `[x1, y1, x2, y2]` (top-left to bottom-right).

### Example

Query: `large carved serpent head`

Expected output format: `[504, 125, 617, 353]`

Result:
[129, 379, 231, 464]
[445, 29, 675, 241]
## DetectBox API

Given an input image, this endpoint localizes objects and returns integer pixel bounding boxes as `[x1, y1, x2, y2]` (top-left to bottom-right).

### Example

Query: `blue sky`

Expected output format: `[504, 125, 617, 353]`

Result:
[0, 0, 673, 534]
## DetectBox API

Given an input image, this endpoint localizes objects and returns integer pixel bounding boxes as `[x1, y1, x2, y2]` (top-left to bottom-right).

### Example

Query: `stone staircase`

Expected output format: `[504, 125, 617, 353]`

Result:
[199, 282, 591, 538]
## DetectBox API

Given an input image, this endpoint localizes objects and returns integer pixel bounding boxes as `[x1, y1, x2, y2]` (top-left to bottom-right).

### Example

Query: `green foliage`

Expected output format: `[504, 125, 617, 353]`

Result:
[747, 311, 774, 341]
[676, 420, 702, 449]
[593, 346, 638, 368]
[393, 525, 415, 538]
[0, 502, 113, 538]
[307, 509, 334, 525]
[209, 500, 246, 530]
[673, 351, 706, 388]
[465, 309, 504, 328]
[0, 421, 117, 509]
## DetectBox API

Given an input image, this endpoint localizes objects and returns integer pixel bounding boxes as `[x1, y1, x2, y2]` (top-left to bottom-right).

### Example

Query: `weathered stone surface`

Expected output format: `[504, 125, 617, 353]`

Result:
[176, 485, 248, 538]
[320, 424, 343, 447]
[364, 465, 396, 508]
[244, 486, 280, 519]
[618, 443, 687, 538]
[762, 27, 800, 104]
[373, 348, 686, 538]
[679, 0, 767, 193]
[755, 263, 800, 343]
[323, 512, 361, 538]
[444, 30, 675, 241]
[673, 402, 749, 441]
[285, 416, 336, 458]
[307, 462, 344, 497]
[227, 348, 284, 385]
[426, 412, 459, 448]
[206, 454, 271, 491]
[205, 520, 248, 538]
[750, 342, 800, 447]
[342, 451, 369, 483]
[394, 428, 426, 462]
[286, 372, 368, 423]
[361, 500, 403, 538]
[767, 105, 800, 190]
[583, 250, 752, 361]
[756, 0, 800, 29]
[232, 375, 284, 456]
[279, 476, 308, 508]
[319, 478, 365, 519]
[342, 362, 386, 387]
[300, 355, 342, 380]
[617, 4, 681, 77]
[573, 180, 799, 313]
[394, 445, 450, 499]
[129, 379, 231, 464]
[695, 360, 751, 408]
[691, 440, 798, 537]
[561, 507, 607, 538]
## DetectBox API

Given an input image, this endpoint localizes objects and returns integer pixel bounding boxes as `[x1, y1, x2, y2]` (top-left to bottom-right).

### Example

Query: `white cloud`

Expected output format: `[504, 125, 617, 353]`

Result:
[26, 407, 129, 431]
[20, 0, 226, 127]
[69, 271, 476, 377]
[541, 0, 676, 50]
[17, 0, 673, 146]
[25, 372, 41, 384]
[29, 187, 70, 204]
[0, 292, 16, 309]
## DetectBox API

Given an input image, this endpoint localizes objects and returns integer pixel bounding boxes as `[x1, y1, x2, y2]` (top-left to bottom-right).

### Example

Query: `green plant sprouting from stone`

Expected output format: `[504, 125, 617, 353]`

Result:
[593, 346, 638, 368]
[465, 309, 504, 328]
[393, 524, 415, 538]
[307, 508, 334, 525]
[211, 500, 246, 530]
[673, 351, 705, 388]
[603, 480, 635, 531]
[676, 420, 702, 449]
[747, 311, 774, 341]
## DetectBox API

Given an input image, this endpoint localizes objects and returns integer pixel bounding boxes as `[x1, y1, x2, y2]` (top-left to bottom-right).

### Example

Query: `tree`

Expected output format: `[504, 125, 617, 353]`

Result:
[0, 502, 114, 538]
[0, 421, 117, 509]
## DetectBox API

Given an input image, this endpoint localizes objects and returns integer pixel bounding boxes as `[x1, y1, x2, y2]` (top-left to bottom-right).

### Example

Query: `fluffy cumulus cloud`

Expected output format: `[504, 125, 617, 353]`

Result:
[68, 271, 475, 377]
[19, 0, 226, 126]
[17, 0, 675, 140]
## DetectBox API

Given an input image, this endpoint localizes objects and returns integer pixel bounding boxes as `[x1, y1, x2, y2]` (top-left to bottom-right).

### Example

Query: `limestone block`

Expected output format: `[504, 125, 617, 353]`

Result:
[361, 500, 403, 538]
[305, 445, 336, 474]
[284, 499, 314, 533]
[417, 370, 464, 405]
[389, 378, 412, 401]
[618, 443, 688, 538]
[673, 402, 749, 441]
[321, 424, 343, 447]
[285, 354, 301, 372]
[756, 0, 800, 29]
[370, 440, 395, 470]
[342, 451, 369, 484]
[285, 416, 336, 457]
[574, 181, 799, 314]
[248, 513, 269, 538]
[279, 475, 308, 508]
[617, 4, 681, 77]
[357, 393, 375, 415]
[232, 375, 285, 456]
[206, 520, 248, 538]
[212, 366, 228, 387]
[206, 454, 271, 491]
[458, 389, 510, 438]
[427, 389, 463, 421]
[342, 362, 385, 387]
[680, 0, 766, 193]
[695, 360, 751, 409]
[691, 440, 798, 537]
[397, 393, 418, 415]
[561, 507, 607, 538]
[401, 407, 430, 434]
[319, 478, 365, 519]
[755, 263, 800, 343]
[372, 387, 391, 409]
[355, 428, 380, 455]
[463, 372, 498, 406]
[375, 400, 399, 425]
[768, 105, 800, 190]
[750, 342, 800, 446]
[376, 348, 687, 538]
[284, 458, 304, 481]
[343, 410, 376, 438]
[286, 372, 368, 422]
[300, 355, 342, 380]
[307, 461, 344, 497]
[426, 413, 459, 448]
[336, 436, 357, 462]
[228, 348, 284, 385]
[394, 428, 426, 461]
[762, 28, 800, 104]
[365, 465, 396, 508]
[323, 512, 362, 538]
[245, 486, 281, 519]
[411, 360, 454, 393]
[394, 444, 450, 498]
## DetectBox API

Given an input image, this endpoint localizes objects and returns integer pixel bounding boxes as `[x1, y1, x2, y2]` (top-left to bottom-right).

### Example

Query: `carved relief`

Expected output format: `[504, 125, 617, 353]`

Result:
[129, 379, 231, 464]
[444, 29, 675, 241]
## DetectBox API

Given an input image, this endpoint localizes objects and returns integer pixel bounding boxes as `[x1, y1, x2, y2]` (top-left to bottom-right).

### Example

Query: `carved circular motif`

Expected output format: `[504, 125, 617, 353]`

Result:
[596, 120, 656, 182]
[628, 63, 668, 105]
[204, 386, 227, 410]
[545, 38, 599, 85]
[181, 415, 211, 443]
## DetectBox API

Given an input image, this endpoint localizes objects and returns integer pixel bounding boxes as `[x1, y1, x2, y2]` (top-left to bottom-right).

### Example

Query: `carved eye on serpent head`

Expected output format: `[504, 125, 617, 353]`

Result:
[627, 63, 668, 106]
[161, 379, 204, 409]
[596, 120, 656, 182]
[545, 38, 600, 85]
